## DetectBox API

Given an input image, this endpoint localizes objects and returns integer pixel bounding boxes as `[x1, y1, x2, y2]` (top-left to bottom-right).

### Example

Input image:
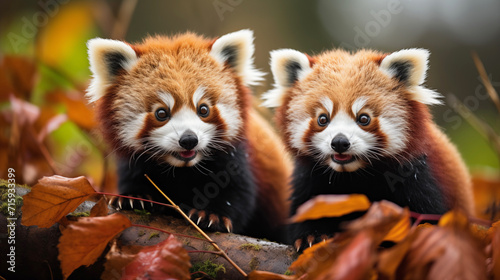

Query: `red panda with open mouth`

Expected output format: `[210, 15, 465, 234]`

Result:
[262, 48, 474, 250]
[86, 30, 292, 240]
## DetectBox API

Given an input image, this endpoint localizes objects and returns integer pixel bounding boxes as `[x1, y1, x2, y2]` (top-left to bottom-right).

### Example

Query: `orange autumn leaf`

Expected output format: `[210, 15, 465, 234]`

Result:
[58, 213, 131, 279]
[472, 174, 500, 222]
[347, 201, 410, 243]
[377, 234, 414, 280]
[398, 226, 487, 280]
[316, 231, 375, 280]
[89, 197, 109, 217]
[247, 270, 296, 280]
[438, 210, 469, 228]
[21, 175, 96, 228]
[122, 235, 191, 280]
[102, 241, 143, 280]
[383, 208, 411, 243]
[290, 235, 352, 279]
[46, 90, 97, 130]
[290, 194, 371, 223]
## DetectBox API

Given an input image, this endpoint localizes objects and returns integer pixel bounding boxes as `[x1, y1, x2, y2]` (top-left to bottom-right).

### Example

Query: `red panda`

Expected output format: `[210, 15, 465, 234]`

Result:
[262, 48, 474, 250]
[86, 30, 292, 241]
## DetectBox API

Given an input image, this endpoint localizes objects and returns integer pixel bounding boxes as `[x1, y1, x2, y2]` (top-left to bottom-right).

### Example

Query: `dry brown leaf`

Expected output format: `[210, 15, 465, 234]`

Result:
[377, 234, 414, 280]
[398, 226, 487, 280]
[290, 194, 371, 223]
[102, 240, 143, 280]
[7, 96, 58, 184]
[316, 231, 375, 280]
[289, 234, 352, 279]
[21, 175, 96, 227]
[58, 213, 131, 279]
[0, 56, 37, 101]
[122, 235, 192, 280]
[247, 270, 296, 280]
[37, 113, 68, 142]
[46, 90, 97, 130]
[347, 201, 410, 243]
[90, 197, 109, 217]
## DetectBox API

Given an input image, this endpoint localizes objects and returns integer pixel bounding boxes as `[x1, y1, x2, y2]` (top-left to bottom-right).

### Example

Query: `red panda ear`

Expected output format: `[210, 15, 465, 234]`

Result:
[261, 49, 312, 108]
[380, 48, 442, 105]
[210, 29, 264, 86]
[86, 38, 138, 103]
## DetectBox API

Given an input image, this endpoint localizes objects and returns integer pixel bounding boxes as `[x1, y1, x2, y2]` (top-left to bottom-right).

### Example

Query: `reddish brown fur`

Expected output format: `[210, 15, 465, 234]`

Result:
[275, 49, 474, 215]
[95, 33, 292, 226]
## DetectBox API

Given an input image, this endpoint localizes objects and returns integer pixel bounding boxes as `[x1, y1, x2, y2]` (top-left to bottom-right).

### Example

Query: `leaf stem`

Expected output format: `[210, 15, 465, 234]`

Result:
[144, 174, 248, 277]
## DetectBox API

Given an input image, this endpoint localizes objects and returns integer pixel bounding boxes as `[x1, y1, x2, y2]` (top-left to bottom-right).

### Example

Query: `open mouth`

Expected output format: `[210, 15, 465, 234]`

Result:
[331, 154, 356, 164]
[174, 150, 198, 161]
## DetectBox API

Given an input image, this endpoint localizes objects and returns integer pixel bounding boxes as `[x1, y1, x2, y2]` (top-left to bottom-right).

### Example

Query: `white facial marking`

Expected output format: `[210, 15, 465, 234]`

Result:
[192, 86, 206, 107]
[351, 97, 368, 116]
[311, 111, 377, 172]
[148, 106, 216, 166]
[320, 97, 333, 116]
[121, 113, 148, 149]
[217, 103, 241, 139]
[378, 116, 407, 154]
[289, 116, 311, 151]
[159, 92, 175, 109]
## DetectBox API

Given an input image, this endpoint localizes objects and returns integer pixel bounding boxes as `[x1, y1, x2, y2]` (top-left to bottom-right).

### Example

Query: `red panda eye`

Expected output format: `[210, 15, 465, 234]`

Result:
[155, 108, 170, 121]
[317, 114, 329, 127]
[358, 114, 371, 126]
[198, 104, 210, 118]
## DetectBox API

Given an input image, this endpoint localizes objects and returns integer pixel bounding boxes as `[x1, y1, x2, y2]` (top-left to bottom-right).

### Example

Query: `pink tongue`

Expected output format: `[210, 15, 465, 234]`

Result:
[334, 154, 352, 161]
[180, 151, 196, 158]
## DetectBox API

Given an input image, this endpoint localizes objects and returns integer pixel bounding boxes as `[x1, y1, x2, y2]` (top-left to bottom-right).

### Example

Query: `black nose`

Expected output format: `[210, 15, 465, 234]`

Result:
[179, 130, 198, 150]
[331, 134, 350, 153]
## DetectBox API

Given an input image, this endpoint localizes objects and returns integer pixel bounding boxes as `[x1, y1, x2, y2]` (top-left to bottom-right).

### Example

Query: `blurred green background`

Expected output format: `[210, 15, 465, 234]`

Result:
[1, 0, 499, 187]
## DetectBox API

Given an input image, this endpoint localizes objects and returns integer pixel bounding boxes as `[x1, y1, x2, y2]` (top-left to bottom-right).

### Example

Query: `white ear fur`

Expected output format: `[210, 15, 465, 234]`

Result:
[380, 48, 441, 105]
[210, 29, 264, 86]
[261, 49, 312, 108]
[86, 38, 138, 103]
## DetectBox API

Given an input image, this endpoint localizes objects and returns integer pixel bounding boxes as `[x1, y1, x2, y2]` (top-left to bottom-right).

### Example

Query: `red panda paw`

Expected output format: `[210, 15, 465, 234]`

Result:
[294, 234, 331, 252]
[106, 194, 154, 211]
[187, 209, 233, 233]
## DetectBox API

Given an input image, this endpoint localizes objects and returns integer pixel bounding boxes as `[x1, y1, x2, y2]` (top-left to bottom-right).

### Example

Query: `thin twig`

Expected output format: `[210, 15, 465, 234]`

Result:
[410, 211, 492, 227]
[447, 93, 500, 159]
[145, 174, 248, 278]
[111, 0, 138, 40]
[471, 51, 500, 116]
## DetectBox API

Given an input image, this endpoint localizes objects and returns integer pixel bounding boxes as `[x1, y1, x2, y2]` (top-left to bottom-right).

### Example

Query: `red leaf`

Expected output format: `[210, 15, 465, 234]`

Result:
[122, 235, 192, 280]
[316, 231, 375, 280]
